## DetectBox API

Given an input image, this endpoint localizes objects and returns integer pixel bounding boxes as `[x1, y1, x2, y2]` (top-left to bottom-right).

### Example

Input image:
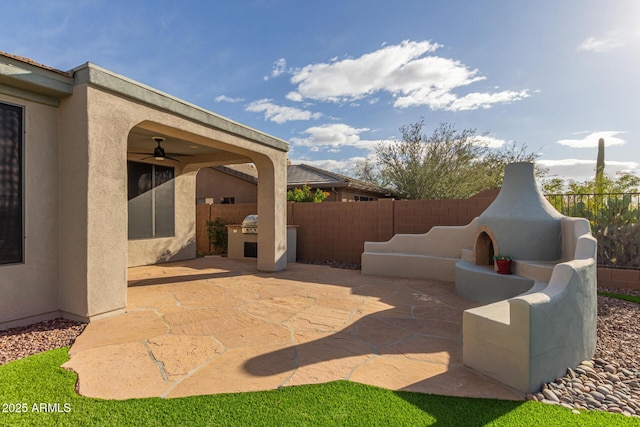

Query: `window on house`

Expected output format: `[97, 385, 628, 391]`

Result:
[127, 161, 175, 239]
[355, 195, 373, 202]
[0, 102, 23, 264]
[220, 197, 234, 204]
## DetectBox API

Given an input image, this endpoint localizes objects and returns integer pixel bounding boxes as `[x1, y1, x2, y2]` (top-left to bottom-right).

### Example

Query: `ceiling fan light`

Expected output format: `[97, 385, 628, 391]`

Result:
[154, 146, 165, 160]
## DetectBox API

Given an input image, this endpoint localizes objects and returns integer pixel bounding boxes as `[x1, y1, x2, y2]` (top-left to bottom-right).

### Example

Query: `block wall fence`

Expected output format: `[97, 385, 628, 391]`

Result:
[195, 189, 639, 290]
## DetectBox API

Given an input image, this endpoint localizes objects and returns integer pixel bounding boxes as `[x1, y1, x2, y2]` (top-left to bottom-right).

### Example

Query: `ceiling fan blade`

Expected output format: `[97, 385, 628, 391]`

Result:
[165, 156, 182, 162]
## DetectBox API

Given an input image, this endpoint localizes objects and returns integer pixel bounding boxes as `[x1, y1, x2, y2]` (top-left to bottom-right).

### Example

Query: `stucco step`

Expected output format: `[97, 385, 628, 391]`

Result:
[455, 261, 535, 304]
[513, 260, 557, 282]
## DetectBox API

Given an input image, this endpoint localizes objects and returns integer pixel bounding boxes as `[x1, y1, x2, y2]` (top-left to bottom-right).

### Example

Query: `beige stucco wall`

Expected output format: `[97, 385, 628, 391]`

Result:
[54, 77, 287, 321]
[0, 60, 287, 327]
[0, 94, 61, 328]
[128, 171, 197, 267]
[196, 167, 257, 203]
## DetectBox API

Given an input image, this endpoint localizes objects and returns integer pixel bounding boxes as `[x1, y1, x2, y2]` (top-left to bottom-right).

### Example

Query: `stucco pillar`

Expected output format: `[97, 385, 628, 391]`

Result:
[58, 84, 128, 321]
[254, 153, 288, 272]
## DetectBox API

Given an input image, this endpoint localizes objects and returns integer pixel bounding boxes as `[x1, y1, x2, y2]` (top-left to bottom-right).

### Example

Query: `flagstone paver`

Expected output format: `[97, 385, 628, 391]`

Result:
[63, 257, 523, 401]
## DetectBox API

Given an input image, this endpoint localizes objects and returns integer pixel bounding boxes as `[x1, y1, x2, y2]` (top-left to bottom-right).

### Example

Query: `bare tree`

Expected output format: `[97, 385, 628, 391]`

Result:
[355, 119, 540, 200]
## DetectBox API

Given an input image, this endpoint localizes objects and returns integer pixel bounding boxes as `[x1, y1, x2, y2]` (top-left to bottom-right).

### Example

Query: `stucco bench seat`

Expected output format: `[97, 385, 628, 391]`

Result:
[455, 261, 535, 304]
[362, 252, 459, 282]
[512, 260, 557, 283]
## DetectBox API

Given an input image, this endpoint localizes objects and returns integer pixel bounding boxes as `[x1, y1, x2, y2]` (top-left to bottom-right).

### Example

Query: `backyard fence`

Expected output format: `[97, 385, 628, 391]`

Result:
[546, 193, 640, 270]
[195, 190, 640, 289]
[196, 189, 499, 264]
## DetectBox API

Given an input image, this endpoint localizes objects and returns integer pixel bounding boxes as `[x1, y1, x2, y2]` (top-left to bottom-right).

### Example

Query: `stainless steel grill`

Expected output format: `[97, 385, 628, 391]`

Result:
[241, 215, 258, 234]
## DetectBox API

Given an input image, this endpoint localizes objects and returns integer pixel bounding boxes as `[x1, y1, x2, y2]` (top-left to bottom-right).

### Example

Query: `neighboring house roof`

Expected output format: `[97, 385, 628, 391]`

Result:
[214, 164, 258, 184]
[0, 51, 71, 77]
[213, 163, 394, 197]
[287, 164, 393, 195]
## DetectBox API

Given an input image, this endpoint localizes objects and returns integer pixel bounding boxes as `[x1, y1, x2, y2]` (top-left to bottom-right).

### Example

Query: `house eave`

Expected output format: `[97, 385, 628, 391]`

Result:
[72, 62, 289, 153]
[0, 53, 74, 106]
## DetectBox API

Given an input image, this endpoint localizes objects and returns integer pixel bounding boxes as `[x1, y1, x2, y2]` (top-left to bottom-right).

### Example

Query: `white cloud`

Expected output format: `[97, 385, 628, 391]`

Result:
[245, 99, 322, 124]
[447, 90, 530, 111]
[537, 158, 638, 180]
[290, 157, 367, 175]
[556, 131, 627, 148]
[287, 39, 530, 111]
[476, 135, 508, 149]
[215, 95, 243, 103]
[578, 35, 625, 52]
[291, 123, 379, 152]
[285, 91, 304, 102]
[264, 58, 287, 80]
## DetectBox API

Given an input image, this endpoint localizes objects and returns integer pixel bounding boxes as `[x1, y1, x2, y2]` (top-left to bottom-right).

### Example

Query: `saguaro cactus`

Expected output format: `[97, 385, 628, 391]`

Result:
[595, 137, 605, 192]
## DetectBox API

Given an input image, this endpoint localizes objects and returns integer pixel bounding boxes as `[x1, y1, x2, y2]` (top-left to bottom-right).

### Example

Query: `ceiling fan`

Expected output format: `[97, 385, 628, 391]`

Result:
[130, 137, 193, 162]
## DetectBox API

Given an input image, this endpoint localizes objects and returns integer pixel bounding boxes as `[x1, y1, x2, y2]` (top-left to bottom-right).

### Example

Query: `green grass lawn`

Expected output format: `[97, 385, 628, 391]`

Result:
[0, 348, 638, 427]
[598, 291, 640, 305]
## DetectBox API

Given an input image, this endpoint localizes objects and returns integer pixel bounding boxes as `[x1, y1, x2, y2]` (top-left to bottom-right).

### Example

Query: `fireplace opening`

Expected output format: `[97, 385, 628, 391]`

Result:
[475, 231, 495, 265]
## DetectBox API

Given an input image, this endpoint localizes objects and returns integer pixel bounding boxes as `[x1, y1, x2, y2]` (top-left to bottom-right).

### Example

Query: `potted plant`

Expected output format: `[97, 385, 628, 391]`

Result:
[493, 254, 513, 274]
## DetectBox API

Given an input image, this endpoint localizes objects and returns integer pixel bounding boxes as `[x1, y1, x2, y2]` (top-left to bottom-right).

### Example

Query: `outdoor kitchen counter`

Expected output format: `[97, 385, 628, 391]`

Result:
[227, 225, 298, 262]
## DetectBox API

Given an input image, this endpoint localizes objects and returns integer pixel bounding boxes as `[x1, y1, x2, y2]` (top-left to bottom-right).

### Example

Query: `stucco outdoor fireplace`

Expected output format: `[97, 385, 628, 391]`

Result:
[455, 163, 563, 304]
[361, 162, 597, 394]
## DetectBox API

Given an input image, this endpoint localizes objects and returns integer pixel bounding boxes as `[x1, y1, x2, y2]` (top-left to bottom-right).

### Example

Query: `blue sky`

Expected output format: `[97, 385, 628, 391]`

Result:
[2, 0, 639, 181]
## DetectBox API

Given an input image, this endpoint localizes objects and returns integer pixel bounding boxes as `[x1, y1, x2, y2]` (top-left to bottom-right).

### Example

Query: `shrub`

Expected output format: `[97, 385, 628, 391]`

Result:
[287, 184, 329, 202]
[206, 217, 228, 255]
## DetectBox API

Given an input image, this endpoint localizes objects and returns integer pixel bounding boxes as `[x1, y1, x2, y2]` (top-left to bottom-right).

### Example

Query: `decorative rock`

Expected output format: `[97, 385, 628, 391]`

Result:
[581, 360, 595, 368]
[586, 371, 601, 382]
[537, 355, 640, 417]
[585, 397, 602, 408]
[605, 395, 620, 405]
[543, 389, 560, 403]
[606, 373, 621, 383]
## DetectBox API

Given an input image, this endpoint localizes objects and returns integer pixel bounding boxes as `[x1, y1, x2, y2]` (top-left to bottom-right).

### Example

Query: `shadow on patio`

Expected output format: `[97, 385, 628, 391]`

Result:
[62, 256, 523, 402]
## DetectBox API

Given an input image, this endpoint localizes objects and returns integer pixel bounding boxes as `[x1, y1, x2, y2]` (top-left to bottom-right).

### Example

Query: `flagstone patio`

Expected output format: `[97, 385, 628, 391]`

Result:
[62, 257, 523, 401]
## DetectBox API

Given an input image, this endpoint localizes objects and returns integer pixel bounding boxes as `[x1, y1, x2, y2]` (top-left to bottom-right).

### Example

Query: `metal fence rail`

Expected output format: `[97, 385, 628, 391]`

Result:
[546, 193, 640, 269]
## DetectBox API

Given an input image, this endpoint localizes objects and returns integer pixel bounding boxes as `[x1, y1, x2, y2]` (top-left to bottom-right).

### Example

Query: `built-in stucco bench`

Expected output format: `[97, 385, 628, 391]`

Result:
[462, 218, 597, 393]
[362, 163, 598, 395]
[362, 219, 478, 282]
[455, 261, 535, 304]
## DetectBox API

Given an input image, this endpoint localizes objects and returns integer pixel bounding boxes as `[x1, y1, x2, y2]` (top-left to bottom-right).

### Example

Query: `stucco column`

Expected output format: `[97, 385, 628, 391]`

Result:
[58, 84, 128, 321]
[254, 153, 288, 272]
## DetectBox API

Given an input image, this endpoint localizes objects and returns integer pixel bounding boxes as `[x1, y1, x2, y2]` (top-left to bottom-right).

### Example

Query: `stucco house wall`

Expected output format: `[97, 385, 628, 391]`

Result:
[0, 52, 289, 329]
[0, 94, 61, 328]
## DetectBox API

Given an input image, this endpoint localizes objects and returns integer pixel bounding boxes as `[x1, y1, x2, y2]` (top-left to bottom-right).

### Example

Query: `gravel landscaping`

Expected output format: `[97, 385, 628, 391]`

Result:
[0, 318, 86, 365]
[531, 288, 640, 418]
[0, 287, 638, 418]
